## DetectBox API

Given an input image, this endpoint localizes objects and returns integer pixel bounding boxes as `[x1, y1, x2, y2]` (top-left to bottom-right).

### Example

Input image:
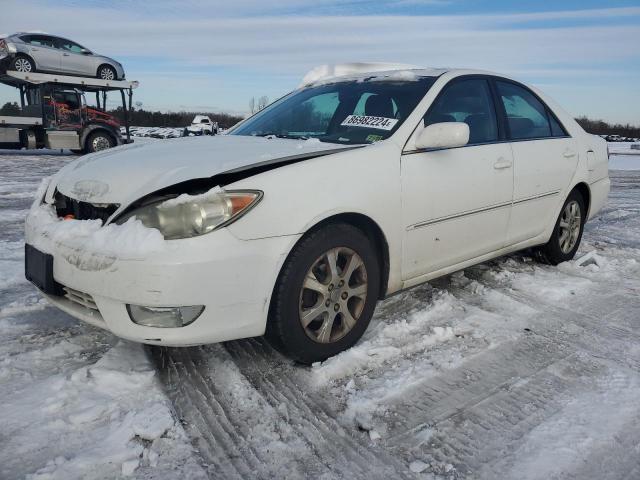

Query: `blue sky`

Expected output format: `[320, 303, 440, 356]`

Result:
[2, 0, 639, 124]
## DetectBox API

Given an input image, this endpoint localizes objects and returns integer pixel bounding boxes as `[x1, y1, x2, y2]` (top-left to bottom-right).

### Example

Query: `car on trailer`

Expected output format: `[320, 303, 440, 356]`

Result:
[0, 33, 125, 80]
[0, 70, 138, 153]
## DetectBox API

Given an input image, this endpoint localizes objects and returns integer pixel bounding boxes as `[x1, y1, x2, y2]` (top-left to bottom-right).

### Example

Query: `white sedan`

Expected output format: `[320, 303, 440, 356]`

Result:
[25, 65, 610, 364]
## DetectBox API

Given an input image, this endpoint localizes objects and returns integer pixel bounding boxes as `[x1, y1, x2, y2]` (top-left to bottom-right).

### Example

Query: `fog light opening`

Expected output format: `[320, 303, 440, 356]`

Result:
[127, 304, 204, 328]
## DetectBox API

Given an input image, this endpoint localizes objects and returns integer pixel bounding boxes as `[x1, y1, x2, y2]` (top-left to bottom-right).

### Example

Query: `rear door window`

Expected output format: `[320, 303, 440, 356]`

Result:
[549, 113, 567, 137]
[496, 81, 552, 140]
[424, 78, 498, 145]
[25, 35, 56, 48]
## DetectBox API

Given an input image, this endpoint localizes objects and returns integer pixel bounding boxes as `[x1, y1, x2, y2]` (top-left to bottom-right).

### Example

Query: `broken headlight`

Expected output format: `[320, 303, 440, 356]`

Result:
[117, 189, 262, 240]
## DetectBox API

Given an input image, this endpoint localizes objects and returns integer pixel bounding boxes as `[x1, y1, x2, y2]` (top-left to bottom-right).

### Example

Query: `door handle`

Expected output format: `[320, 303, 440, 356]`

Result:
[563, 150, 577, 158]
[493, 158, 512, 169]
[63, 53, 70, 56]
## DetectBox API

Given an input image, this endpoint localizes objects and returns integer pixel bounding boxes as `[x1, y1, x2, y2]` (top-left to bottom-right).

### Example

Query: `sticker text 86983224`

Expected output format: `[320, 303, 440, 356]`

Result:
[340, 115, 399, 131]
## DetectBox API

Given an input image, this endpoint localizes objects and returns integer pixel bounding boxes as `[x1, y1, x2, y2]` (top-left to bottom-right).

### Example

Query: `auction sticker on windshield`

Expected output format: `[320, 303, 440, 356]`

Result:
[341, 115, 399, 131]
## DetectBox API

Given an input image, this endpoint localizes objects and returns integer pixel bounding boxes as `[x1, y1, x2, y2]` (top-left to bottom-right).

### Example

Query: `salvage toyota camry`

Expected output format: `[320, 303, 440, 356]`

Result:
[25, 65, 610, 364]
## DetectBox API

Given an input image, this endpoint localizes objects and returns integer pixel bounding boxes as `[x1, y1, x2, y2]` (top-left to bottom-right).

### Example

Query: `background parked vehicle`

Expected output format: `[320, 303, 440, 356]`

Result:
[0, 33, 125, 80]
[184, 115, 218, 136]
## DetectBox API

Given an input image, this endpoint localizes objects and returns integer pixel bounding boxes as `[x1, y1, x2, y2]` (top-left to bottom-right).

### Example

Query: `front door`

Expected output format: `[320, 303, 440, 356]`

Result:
[58, 38, 94, 77]
[401, 78, 514, 280]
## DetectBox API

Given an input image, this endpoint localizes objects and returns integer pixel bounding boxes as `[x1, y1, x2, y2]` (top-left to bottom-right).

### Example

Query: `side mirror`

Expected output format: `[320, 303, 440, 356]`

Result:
[81, 48, 92, 55]
[415, 122, 470, 150]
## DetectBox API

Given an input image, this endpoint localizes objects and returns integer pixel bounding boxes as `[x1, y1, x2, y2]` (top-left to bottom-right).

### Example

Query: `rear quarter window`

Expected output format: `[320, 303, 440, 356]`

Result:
[549, 112, 568, 137]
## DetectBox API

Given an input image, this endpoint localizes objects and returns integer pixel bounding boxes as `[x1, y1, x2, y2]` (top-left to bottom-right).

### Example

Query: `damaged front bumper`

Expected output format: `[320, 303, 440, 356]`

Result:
[25, 206, 299, 346]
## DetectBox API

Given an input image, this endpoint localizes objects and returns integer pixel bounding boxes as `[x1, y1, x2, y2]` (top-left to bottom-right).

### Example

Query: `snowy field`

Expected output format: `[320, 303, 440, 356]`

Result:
[1, 148, 639, 479]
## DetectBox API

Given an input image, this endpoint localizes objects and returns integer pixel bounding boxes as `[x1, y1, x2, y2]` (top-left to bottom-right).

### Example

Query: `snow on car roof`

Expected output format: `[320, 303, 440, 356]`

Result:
[300, 62, 449, 87]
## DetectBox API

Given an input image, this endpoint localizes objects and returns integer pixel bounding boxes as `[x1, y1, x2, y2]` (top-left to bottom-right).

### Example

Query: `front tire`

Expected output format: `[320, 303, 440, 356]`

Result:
[267, 223, 380, 364]
[85, 131, 114, 153]
[97, 65, 117, 80]
[536, 190, 586, 265]
[13, 55, 35, 73]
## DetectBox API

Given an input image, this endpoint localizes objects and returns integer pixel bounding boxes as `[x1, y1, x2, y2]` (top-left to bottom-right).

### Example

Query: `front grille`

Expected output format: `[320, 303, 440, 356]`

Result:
[63, 286, 99, 311]
[54, 191, 119, 224]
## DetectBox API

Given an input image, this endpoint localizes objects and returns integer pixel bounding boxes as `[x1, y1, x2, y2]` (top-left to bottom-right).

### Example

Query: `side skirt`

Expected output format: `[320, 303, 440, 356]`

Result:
[396, 233, 549, 293]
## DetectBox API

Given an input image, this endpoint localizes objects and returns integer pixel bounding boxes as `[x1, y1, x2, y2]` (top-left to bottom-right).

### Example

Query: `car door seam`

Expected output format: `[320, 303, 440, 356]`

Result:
[407, 190, 560, 231]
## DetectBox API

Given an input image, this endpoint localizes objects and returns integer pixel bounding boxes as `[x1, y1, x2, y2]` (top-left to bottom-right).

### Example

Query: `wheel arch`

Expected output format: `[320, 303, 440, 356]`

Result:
[96, 63, 116, 77]
[571, 182, 591, 218]
[13, 53, 37, 69]
[278, 212, 391, 301]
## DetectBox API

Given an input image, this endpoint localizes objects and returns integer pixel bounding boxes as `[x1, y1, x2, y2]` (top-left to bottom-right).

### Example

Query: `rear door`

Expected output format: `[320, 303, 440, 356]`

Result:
[22, 35, 62, 72]
[401, 77, 514, 280]
[493, 79, 579, 244]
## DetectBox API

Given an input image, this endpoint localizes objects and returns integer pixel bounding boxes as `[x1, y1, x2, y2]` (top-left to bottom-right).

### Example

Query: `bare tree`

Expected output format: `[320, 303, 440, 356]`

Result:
[258, 96, 269, 111]
[249, 97, 256, 114]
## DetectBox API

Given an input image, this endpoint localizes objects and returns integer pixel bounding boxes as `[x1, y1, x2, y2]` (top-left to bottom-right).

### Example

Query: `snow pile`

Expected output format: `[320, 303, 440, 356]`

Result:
[360, 69, 420, 82]
[300, 62, 423, 86]
[1, 341, 204, 480]
[296, 137, 323, 148]
[25, 182, 166, 268]
[574, 250, 605, 268]
[312, 292, 459, 386]
[159, 185, 223, 208]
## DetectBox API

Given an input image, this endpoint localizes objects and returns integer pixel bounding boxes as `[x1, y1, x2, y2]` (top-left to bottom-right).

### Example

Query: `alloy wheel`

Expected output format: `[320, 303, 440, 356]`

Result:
[14, 58, 32, 72]
[558, 200, 581, 254]
[100, 68, 115, 80]
[299, 247, 368, 344]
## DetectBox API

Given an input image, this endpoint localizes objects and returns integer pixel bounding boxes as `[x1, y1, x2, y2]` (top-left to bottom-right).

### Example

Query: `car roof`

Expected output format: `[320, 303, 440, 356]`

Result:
[300, 63, 516, 87]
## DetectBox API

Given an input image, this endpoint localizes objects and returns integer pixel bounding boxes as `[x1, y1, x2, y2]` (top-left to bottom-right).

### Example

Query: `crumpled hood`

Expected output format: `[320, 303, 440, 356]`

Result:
[51, 135, 352, 205]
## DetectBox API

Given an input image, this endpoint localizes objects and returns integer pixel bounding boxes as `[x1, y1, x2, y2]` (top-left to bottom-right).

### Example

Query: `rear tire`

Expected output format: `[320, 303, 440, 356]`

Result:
[13, 55, 35, 73]
[266, 223, 380, 364]
[536, 190, 586, 265]
[97, 65, 117, 80]
[85, 131, 114, 153]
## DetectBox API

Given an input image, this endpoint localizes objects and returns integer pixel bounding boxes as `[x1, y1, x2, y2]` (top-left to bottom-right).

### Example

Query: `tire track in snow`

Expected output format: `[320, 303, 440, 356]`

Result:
[152, 341, 409, 479]
[398, 354, 603, 477]
[380, 332, 577, 443]
[224, 338, 411, 476]
[153, 347, 264, 479]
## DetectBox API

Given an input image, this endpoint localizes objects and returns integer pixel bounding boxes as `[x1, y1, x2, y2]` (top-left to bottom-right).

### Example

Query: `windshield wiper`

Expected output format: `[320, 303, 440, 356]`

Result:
[255, 133, 309, 140]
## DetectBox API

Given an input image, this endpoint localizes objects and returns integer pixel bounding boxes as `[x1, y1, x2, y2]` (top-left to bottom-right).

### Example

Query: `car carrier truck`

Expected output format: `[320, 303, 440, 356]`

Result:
[0, 70, 138, 153]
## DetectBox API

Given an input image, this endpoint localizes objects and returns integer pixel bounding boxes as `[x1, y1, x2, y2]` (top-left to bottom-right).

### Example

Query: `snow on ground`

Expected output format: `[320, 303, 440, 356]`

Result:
[1, 147, 640, 479]
[0, 150, 205, 480]
[154, 168, 640, 479]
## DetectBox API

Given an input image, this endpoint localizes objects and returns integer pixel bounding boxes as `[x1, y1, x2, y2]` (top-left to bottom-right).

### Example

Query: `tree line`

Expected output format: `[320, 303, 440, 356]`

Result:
[574, 116, 640, 139]
[0, 100, 638, 137]
[108, 106, 244, 129]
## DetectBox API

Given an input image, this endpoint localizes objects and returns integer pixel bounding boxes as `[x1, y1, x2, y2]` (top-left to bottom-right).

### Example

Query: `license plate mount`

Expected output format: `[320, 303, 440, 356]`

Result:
[25, 244, 62, 295]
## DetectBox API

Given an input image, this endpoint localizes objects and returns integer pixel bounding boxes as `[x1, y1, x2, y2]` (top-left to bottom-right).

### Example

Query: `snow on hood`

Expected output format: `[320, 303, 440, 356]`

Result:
[52, 135, 351, 205]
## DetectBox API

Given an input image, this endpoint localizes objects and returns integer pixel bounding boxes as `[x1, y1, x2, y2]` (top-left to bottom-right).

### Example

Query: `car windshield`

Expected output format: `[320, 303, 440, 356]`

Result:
[229, 76, 437, 145]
